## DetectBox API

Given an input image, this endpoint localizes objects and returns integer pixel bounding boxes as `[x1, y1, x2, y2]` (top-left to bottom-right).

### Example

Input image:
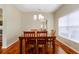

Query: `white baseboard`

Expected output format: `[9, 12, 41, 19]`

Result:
[2, 39, 19, 49]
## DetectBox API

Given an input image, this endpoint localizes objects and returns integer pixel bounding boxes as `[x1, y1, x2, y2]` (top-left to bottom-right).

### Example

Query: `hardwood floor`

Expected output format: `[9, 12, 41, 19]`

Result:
[0, 40, 67, 54]
[55, 39, 79, 54]
[0, 39, 78, 54]
[1, 41, 19, 54]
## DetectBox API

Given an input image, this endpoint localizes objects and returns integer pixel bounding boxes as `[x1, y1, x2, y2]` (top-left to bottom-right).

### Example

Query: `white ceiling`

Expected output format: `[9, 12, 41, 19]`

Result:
[15, 4, 62, 13]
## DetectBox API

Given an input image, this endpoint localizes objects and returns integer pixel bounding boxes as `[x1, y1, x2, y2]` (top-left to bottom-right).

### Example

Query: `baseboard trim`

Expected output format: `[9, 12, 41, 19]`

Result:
[2, 40, 19, 54]
[56, 39, 79, 54]
[2, 39, 19, 49]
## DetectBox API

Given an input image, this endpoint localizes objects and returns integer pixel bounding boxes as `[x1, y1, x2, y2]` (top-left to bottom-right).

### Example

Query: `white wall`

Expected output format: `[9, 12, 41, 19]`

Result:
[54, 4, 79, 51]
[21, 12, 54, 34]
[0, 5, 22, 48]
[5, 5, 22, 48]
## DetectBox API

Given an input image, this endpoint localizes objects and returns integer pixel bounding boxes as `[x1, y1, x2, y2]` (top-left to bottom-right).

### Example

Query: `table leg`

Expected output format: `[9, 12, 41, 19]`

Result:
[20, 39, 22, 54]
[53, 38, 55, 54]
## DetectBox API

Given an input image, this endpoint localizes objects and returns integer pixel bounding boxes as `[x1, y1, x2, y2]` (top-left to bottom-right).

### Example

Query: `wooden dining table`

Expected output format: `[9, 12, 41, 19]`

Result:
[19, 36, 56, 54]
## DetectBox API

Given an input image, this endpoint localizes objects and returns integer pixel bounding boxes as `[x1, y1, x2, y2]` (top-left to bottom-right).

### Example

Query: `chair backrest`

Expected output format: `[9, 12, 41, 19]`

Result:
[37, 31, 47, 37]
[51, 30, 56, 36]
[24, 31, 35, 37]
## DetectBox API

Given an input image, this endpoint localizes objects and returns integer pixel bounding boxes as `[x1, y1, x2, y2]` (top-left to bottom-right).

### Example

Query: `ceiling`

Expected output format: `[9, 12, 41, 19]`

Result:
[15, 4, 62, 13]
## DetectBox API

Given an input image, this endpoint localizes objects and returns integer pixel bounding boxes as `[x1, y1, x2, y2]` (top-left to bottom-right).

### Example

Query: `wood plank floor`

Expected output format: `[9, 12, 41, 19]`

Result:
[1, 41, 19, 54]
[0, 40, 67, 54]
[0, 39, 78, 54]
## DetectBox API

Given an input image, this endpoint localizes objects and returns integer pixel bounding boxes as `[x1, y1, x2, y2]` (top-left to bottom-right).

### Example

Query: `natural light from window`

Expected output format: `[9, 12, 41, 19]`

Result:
[58, 10, 79, 43]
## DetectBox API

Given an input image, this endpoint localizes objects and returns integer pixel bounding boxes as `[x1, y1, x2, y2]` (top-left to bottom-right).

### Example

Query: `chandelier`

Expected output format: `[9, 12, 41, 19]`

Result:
[33, 14, 44, 21]
[33, 13, 47, 31]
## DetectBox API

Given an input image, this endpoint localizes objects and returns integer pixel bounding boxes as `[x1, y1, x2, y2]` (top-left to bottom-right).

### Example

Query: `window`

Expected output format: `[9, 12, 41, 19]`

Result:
[58, 10, 79, 43]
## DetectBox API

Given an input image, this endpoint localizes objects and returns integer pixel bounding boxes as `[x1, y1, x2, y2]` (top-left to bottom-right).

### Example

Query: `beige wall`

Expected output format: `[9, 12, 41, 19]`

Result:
[5, 5, 22, 48]
[21, 12, 54, 34]
[54, 4, 79, 51]
[0, 5, 22, 48]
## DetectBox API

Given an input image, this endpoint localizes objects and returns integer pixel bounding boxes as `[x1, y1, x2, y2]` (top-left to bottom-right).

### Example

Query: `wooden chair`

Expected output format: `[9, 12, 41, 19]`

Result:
[51, 30, 56, 36]
[36, 31, 47, 53]
[37, 31, 47, 37]
[24, 31, 35, 37]
[24, 31, 36, 53]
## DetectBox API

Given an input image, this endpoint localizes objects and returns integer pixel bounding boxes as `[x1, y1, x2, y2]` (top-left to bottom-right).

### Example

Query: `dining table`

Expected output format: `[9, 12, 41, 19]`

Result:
[19, 35, 56, 54]
[19, 30, 56, 54]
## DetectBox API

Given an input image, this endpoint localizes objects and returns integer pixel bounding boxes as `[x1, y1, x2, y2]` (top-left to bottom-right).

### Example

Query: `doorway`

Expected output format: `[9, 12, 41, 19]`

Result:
[0, 8, 3, 53]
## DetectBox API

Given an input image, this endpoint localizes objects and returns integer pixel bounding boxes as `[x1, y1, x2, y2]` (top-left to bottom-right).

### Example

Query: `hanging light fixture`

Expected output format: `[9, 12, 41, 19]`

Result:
[33, 9, 44, 21]
[33, 14, 37, 21]
[33, 9, 47, 31]
[33, 14, 44, 21]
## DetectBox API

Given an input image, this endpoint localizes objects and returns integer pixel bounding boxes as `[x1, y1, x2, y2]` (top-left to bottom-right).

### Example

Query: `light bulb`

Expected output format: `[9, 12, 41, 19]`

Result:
[33, 15, 37, 20]
[38, 14, 42, 20]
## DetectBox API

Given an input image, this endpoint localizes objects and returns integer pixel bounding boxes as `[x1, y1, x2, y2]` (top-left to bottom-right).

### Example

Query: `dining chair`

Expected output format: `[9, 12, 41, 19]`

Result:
[37, 31, 47, 37]
[36, 31, 48, 53]
[24, 31, 35, 37]
[24, 31, 36, 53]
